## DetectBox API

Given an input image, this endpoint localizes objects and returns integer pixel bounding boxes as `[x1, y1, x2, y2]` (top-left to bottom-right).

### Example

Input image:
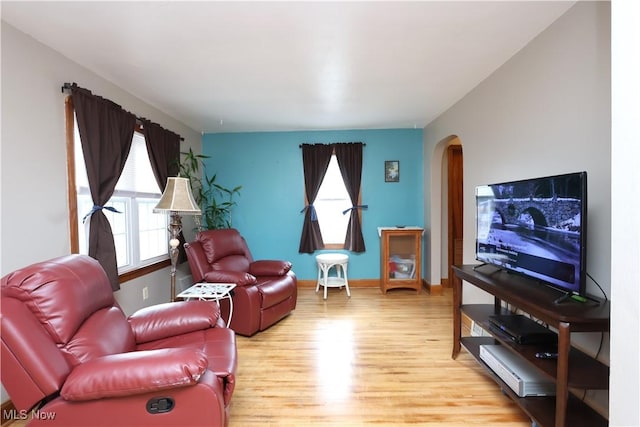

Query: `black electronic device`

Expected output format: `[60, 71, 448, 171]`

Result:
[488, 314, 557, 345]
[475, 171, 588, 297]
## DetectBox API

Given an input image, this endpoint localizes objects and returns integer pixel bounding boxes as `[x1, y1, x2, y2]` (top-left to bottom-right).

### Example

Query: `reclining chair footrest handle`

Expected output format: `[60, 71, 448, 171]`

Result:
[147, 397, 175, 414]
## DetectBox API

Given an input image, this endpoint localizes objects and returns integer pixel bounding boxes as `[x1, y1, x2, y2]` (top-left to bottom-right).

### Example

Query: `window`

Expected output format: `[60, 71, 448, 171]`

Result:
[70, 111, 168, 275]
[314, 154, 351, 246]
[299, 142, 365, 253]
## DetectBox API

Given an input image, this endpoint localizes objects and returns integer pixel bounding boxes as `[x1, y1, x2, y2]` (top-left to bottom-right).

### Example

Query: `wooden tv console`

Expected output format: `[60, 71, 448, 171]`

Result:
[452, 264, 610, 427]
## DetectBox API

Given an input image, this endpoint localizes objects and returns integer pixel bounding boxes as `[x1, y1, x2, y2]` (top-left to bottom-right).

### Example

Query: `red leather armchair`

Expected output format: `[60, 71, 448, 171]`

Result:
[1, 255, 237, 427]
[185, 229, 297, 337]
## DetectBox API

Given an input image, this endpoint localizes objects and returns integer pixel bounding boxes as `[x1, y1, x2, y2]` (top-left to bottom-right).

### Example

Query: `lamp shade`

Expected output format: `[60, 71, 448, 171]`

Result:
[154, 177, 201, 214]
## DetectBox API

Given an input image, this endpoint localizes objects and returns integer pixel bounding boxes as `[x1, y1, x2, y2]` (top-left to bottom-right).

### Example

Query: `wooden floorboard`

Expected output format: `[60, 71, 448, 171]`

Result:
[229, 286, 530, 426]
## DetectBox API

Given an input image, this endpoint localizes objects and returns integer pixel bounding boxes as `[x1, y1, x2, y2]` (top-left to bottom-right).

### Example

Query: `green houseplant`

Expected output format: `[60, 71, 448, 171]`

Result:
[178, 148, 242, 230]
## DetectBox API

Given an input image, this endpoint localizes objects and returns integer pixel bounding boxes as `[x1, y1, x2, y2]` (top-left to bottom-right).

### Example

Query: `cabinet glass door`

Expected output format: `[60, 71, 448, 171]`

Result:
[387, 234, 417, 280]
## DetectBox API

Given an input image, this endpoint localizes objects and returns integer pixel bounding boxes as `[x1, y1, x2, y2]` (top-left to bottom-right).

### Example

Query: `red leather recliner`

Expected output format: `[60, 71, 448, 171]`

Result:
[0, 255, 237, 426]
[184, 229, 297, 337]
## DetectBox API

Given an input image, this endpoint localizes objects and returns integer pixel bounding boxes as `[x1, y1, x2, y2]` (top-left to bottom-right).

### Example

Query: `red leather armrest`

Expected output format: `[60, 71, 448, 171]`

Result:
[202, 270, 257, 286]
[128, 301, 220, 344]
[61, 348, 207, 401]
[249, 260, 292, 276]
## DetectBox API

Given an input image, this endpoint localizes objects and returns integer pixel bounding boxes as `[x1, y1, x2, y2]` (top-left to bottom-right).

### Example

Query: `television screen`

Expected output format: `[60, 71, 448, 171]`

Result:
[475, 171, 587, 296]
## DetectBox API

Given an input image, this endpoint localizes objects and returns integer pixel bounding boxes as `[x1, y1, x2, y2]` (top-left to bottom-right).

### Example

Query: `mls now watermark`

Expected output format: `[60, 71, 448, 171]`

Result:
[4, 409, 57, 421]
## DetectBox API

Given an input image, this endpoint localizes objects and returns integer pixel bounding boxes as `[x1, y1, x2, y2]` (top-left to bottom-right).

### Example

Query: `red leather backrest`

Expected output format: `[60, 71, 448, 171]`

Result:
[1, 298, 71, 410]
[2, 255, 115, 343]
[197, 229, 253, 272]
[62, 306, 136, 366]
[184, 241, 211, 283]
[0, 255, 136, 409]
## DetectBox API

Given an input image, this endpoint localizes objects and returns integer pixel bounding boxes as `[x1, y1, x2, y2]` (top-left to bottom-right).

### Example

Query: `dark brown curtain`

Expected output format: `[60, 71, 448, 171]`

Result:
[71, 84, 136, 291]
[298, 143, 333, 253]
[335, 142, 367, 252]
[141, 119, 187, 263]
[141, 119, 180, 189]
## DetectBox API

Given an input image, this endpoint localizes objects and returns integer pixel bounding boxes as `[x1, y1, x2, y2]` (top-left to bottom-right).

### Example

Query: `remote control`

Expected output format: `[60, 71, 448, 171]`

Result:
[535, 352, 558, 359]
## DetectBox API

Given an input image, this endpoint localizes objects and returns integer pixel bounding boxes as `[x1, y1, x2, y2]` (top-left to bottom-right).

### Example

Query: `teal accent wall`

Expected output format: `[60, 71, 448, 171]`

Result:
[202, 128, 423, 280]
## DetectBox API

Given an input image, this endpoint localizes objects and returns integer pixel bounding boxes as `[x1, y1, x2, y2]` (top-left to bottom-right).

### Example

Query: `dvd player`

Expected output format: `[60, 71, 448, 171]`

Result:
[480, 345, 556, 397]
[488, 314, 556, 345]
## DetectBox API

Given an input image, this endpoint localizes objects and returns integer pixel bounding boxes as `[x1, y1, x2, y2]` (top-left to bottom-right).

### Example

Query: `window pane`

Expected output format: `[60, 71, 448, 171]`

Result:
[316, 199, 351, 243]
[77, 194, 93, 255]
[113, 233, 128, 268]
[315, 155, 351, 245]
[138, 198, 167, 261]
[116, 133, 162, 194]
[73, 117, 167, 273]
[73, 118, 91, 191]
[105, 199, 128, 235]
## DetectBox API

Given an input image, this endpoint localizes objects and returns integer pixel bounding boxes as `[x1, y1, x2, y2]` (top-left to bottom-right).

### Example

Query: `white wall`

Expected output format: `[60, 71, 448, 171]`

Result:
[610, 1, 640, 425]
[425, 1, 611, 299]
[0, 22, 202, 403]
[423, 0, 623, 421]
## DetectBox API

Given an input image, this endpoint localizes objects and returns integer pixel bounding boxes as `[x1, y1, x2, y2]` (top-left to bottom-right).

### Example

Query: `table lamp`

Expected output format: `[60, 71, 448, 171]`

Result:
[154, 176, 201, 301]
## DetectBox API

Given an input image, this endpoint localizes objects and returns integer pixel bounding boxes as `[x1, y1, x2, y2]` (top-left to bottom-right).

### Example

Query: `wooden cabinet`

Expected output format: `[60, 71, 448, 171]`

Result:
[379, 227, 423, 294]
[452, 265, 610, 427]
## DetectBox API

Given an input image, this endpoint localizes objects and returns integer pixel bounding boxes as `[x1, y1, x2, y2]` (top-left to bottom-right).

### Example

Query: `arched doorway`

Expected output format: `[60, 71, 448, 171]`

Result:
[446, 142, 463, 289]
[425, 135, 462, 295]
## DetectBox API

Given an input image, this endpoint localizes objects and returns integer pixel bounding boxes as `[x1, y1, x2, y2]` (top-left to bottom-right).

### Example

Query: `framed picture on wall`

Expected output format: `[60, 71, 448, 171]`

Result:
[385, 160, 399, 182]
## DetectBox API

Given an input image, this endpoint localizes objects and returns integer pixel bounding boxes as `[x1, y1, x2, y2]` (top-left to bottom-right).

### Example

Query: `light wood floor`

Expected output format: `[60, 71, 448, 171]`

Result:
[229, 286, 530, 426]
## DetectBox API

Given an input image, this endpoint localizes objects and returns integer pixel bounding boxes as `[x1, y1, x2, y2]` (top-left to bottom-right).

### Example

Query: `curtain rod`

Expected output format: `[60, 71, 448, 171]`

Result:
[299, 142, 366, 148]
[62, 82, 184, 141]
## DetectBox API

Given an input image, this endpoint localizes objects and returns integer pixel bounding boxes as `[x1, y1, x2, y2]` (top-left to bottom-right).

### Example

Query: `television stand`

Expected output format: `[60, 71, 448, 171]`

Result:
[452, 264, 609, 427]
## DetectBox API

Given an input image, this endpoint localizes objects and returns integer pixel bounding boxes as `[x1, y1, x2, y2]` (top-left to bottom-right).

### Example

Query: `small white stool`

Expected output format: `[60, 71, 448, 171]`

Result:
[316, 253, 350, 300]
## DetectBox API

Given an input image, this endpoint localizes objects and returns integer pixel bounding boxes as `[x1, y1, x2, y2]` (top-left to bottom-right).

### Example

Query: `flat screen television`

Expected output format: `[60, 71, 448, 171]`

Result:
[475, 171, 587, 296]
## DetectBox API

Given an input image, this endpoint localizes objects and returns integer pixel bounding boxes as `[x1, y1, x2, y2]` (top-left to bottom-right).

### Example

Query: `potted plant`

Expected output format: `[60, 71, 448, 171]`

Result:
[178, 148, 242, 230]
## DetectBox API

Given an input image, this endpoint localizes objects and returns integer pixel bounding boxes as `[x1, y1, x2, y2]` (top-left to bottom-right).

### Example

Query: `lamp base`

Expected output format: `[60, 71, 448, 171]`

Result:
[168, 212, 183, 302]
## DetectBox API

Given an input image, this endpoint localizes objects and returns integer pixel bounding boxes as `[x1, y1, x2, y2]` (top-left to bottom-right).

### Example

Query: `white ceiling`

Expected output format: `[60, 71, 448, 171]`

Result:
[2, 1, 576, 133]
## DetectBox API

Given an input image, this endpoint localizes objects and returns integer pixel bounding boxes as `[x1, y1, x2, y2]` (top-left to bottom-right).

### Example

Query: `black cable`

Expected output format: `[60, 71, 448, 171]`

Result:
[586, 272, 608, 301]
[580, 331, 606, 402]
[578, 273, 608, 403]
[594, 331, 605, 359]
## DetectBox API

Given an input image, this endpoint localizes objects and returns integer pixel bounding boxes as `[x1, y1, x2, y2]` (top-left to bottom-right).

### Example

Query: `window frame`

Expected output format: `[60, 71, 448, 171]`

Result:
[65, 97, 170, 283]
[306, 148, 363, 250]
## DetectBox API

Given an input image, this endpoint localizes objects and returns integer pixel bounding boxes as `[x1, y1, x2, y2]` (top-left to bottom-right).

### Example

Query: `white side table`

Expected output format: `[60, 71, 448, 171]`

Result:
[177, 283, 236, 328]
[315, 253, 350, 300]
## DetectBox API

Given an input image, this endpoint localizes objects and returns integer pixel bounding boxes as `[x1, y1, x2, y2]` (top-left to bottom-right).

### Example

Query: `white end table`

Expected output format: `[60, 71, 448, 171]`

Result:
[177, 283, 236, 328]
[315, 253, 350, 300]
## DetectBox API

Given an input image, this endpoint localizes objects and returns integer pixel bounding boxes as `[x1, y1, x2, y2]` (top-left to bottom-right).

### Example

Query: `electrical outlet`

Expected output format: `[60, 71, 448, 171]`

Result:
[142, 286, 149, 300]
